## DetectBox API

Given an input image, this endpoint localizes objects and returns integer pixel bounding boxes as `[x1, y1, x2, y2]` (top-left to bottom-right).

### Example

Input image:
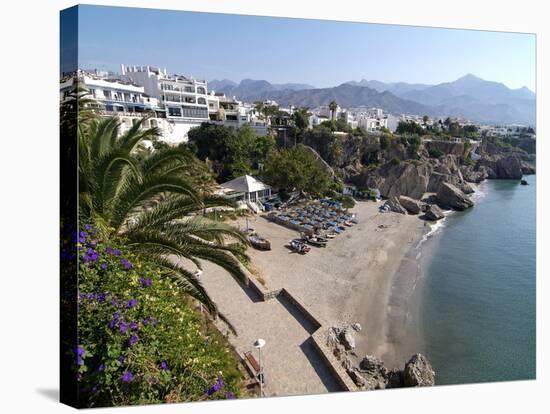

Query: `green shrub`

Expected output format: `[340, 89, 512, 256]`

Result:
[334, 194, 356, 209]
[428, 148, 444, 158]
[379, 134, 391, 150]
[73, 227, 242, 407]
[390, 157, 401, 166]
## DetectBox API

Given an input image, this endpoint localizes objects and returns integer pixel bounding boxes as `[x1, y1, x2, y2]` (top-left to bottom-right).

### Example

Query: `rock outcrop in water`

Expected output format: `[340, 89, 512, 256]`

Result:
[327, 325, 435, 390]
[436, 182, 474, 210]
[425, 204, 445, 221]
[403, 354, 436, 386]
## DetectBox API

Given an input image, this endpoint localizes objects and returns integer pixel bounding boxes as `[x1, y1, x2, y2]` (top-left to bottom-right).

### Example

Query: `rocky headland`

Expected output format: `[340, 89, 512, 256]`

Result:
[309, 133, 535, 220]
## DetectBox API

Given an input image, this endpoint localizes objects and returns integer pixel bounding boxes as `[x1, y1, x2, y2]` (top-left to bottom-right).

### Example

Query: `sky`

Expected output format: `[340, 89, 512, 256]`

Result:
[76, 5, 536, 91]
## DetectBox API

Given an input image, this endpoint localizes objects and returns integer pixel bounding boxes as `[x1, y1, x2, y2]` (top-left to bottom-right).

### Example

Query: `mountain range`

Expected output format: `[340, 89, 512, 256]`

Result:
[208, 78, 315, 96]
[209, 74, 535, 125]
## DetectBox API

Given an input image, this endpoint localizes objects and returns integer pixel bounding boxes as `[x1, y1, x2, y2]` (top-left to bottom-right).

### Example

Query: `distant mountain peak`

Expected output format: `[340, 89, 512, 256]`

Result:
[456, 73, 484, 82]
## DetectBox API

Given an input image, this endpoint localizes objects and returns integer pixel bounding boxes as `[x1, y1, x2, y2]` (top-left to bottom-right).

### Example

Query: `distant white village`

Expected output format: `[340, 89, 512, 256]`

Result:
[60, 65, 535, 145]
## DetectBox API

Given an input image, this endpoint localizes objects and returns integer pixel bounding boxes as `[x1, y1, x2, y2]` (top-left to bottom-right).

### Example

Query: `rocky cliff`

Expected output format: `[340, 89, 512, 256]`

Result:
[327, 324, 435, 390]
[302, 132, 533, 215]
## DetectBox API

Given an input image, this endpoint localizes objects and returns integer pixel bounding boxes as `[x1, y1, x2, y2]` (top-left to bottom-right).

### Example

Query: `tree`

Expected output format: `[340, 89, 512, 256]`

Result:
[396, 121, 424, 135]
[380, 133, 391, 150]
[422, 115, 429, 125]
[329, 100, 338, 122]
[292, 106, 310, 133]
[77, 113, 249, 321]
[188, 123, 274, 181]
[263, 145, 334, 196]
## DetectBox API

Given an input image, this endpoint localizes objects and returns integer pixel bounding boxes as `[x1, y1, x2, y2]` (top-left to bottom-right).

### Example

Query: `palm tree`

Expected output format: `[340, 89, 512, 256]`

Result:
[73, 90, 249, 328]
[329, 100, 338, 122]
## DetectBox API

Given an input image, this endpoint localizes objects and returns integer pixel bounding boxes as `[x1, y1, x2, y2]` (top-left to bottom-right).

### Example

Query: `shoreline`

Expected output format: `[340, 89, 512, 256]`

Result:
[238, 201, 428, 368]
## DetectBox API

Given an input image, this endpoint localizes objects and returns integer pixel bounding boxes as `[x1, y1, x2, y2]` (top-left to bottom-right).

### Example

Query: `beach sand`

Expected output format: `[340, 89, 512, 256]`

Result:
[235, 200, 427, 368]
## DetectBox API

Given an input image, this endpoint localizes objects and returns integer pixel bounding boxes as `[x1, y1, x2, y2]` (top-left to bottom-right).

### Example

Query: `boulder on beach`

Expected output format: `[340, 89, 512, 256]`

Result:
[352, 323, 362, 332]
[425, 204, 445, 221]
[399, 195, 422, 214]
[339, 328, 356, 350]
[383, 196, 408, 214]
[359, 355, 388, 377]
[403, 354, 435, 387]
[436, 182, 474, 210]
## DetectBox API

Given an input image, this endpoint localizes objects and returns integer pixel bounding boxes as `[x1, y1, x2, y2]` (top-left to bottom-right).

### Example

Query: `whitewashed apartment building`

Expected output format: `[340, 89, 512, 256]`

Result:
[356, 107, 389, 132]
[120, 65, 218, 143]
[60, 65, 268, 144]
[59, 70, 166, 136]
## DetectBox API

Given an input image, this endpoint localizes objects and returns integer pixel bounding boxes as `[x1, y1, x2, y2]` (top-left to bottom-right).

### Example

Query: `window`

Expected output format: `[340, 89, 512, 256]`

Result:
[181, 105, 208, 119]
[197, 87, 206, 94]
[197, 97, 206, 105]
[168, 107, 182, 117]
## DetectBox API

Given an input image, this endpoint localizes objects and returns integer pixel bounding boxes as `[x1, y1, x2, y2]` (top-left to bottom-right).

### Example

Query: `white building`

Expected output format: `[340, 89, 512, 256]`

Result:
[59, 70, 166, 137]
[218, 175, 272, 204]
[356, 108, 389, 132]
[120, 65, 216, 144]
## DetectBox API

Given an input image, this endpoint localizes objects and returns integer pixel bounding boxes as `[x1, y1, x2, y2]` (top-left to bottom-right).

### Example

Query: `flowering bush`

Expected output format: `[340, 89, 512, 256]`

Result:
[74, 226, 242, 407]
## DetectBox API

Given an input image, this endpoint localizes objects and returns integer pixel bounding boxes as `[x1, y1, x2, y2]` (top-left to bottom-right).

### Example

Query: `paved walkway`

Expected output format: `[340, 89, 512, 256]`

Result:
[199, 261, 342, 397]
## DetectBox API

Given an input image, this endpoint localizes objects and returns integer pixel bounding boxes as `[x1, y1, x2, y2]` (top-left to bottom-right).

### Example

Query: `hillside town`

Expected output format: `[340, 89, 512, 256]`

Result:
[60, 65, 536, 147]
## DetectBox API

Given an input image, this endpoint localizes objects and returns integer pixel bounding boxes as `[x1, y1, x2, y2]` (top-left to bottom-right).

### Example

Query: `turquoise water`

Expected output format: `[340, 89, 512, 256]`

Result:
[420, 175, 536, 385]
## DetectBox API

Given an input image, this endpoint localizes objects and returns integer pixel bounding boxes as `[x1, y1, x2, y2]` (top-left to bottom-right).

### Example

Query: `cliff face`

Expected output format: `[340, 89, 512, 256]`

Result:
[302, 133, 534, 213]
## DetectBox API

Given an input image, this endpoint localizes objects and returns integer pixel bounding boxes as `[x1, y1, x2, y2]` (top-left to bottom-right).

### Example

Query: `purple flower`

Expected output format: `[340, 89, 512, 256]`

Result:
[129, 321, 139, 331]
[117, 355, 125, 364]
[143, 316, 157, 327]
[129, 334, 139, 346]
[226, 391, 236, 399]
[81, 248, 98, 264]
[106, 246, 114, 255]
[114, 249, 121, 257]
[122, 371, 133, 383]
[121, 259, 133, 270]
[97, 292, 106, 303]
[75, 346, 86, 366]
[126, 299, 138, 309]
[84, 224, 92, 231]
[119, 321, 129, 334]
[159, 361, 168, 370]
[139, 278, 152, 288]
[101, 263, 107, 270]
[206, 377, 224, 396]
[98, 363, 105, 372]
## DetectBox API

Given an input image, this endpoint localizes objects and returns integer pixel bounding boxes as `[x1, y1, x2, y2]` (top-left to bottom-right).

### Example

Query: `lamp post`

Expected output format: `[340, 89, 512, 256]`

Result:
[253, 338, 266, 396]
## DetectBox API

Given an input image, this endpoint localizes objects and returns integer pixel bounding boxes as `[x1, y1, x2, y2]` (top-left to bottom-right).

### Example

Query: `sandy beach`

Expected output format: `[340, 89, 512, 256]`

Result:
[234, 200, 427, 367]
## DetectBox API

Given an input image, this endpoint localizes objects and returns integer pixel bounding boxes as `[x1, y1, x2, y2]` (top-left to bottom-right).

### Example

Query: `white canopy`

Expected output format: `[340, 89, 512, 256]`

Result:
[220, 175, 271, 194]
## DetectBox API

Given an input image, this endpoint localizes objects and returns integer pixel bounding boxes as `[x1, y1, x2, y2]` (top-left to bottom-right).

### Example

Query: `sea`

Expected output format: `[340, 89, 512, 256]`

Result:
[419, 174, 536, 385]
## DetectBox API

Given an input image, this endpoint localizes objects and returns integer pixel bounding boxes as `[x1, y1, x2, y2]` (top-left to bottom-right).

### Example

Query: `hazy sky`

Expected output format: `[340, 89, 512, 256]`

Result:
[77, 5, 536, 91]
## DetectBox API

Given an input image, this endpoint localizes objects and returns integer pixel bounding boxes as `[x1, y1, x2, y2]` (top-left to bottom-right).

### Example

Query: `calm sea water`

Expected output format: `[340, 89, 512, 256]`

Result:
[420, 175, 536, 385]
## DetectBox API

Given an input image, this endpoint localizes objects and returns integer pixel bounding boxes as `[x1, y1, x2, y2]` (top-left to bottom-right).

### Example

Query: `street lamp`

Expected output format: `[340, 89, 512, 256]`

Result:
[253, 338, 266, 396]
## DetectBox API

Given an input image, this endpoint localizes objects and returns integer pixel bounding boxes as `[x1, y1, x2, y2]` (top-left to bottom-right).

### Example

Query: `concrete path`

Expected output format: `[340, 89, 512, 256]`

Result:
[199, 261, 342, 397]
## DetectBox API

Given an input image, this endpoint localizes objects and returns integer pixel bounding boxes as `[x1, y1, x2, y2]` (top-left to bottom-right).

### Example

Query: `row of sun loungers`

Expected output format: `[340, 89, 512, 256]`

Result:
[267, 200, 358, 237]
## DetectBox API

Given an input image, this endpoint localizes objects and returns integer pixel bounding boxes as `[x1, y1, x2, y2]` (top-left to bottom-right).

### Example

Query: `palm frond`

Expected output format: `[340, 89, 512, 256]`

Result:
[110, 175, 200, 232]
